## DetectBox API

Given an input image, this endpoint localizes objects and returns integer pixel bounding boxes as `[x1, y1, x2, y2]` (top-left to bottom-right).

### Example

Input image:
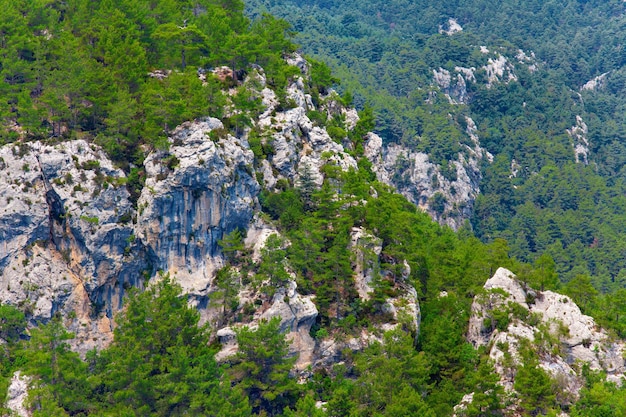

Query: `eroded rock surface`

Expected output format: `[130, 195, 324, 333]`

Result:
[0, 55, 423, 384]
[136, 117, 259, 294]
[0, 140, 149, 352]
[467, 268, 625, 403]
[365, 116, 488, 230]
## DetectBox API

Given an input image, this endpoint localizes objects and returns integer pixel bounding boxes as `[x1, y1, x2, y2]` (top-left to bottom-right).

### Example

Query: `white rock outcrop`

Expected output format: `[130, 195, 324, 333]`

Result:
[468, 268, 625, 400]
[365, 116, 489, 230]
[433, 67, 470, 104]
[256, 80, 357, 190]
[515, 49, 538, 72]
[439, 18, 463, 35]
[582, 72, 609, 91]
[484, 54, 517, 87]
[6, 371, 30, 417]
[567, 115, 590, 165]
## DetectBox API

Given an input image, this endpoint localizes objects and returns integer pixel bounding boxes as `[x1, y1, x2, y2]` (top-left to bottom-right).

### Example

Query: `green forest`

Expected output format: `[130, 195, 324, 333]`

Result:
[2, 0, 626, 416]
[246, 0, 626, 300]
[0, 0, 297, 168]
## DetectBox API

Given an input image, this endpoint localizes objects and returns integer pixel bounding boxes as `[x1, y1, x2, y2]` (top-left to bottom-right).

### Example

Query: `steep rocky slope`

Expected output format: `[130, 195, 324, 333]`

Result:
[365, 115, 490, 229]
[0, 140, 150, 351]
[136, 117, 259, 295]
[0, 56, 421, 367]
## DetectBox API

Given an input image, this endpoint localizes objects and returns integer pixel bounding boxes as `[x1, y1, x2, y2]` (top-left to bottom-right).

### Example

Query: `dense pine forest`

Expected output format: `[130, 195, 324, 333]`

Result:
[247, 0, 626, 319]
[0, 0, 298, 167]
[1, 0, 626, 416]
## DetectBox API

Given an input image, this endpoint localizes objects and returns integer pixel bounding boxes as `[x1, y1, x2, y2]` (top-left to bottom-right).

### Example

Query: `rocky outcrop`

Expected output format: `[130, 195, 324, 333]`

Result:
[0, 55, 422, 380]
[350, 227, 420, 334]
[582, 72, 609, 91]
[484, 54, 517, 87]
[253, 56, 490, 231]
[365, 116, 489, 229]
[433, 47, 535, 101]
[350, 227, 382, 301]
[6, 371, 30, 417]
[567, 115, 590, 165]
[433, 67, 470, 104]
[314, 282, 420, 369]
[261, 281, 318, 370]
[515, 49, 538, 72]
[439, 18, 463, 35]
[215, 279, 318, 371]
[307, 227, 422, 366]
[252, 65, 357, 191]
[467, 268, 625, 404]
[0, 140, 149, 351]
[216, 223, 420, 372]
[136, 117, 259, 294]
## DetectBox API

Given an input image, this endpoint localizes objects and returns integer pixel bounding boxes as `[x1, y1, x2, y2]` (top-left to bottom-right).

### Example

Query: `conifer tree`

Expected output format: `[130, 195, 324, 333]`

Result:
[231, 317, 300, 416]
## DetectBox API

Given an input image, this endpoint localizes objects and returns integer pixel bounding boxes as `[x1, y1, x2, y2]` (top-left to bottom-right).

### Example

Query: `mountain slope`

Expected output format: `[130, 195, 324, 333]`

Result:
[246, 0, 626, 324]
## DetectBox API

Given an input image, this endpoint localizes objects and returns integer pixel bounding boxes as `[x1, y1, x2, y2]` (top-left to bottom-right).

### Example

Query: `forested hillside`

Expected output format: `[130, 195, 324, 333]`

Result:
[1, 0, 626, 416]
[247, 0, 626, 323]
[0, 0, 297, 169]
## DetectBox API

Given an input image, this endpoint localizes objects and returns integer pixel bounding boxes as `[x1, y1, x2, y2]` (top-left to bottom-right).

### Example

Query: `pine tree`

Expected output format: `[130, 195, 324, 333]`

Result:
[99, 275, 249, 416]
[230, 317, 300, 416]
[465, 359, 505, 416]
[219, 228, 245, 263]
[514, 345, 556, 415]
[298, 162, 317, 212]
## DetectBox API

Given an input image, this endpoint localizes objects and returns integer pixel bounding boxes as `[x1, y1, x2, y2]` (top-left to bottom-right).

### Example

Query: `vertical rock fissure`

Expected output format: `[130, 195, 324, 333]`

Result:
[36, 155, 66, 244]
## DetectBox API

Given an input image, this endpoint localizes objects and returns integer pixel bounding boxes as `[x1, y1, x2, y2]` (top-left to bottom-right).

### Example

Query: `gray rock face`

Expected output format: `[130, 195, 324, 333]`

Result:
[365, 117, 488, 230]
[136, 118, 259, 294]
[439, 18, 463, 35]
[0, 140, 149, 350]
[261, 281, 318, 370]
[567, 115, 590, 165]
[350, 227, 382, 301]
[467, 268, 625, 402]
[0, 124, 261, 350]
[582, 72, 609, 91]
[433, 67, 470, 104]
[0, 55, 423, 381]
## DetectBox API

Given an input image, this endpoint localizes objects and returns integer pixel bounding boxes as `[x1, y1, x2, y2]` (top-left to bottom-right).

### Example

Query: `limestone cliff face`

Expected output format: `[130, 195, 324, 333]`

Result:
[413, 44, 539, 229]
[0, 128, 262, 351]
[365, 116, 491, 230]
[0, 55, 420, 370]
[464, 268, 625, 411]
[136, 117, 259, 294]
[0, 140, 150, 351]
